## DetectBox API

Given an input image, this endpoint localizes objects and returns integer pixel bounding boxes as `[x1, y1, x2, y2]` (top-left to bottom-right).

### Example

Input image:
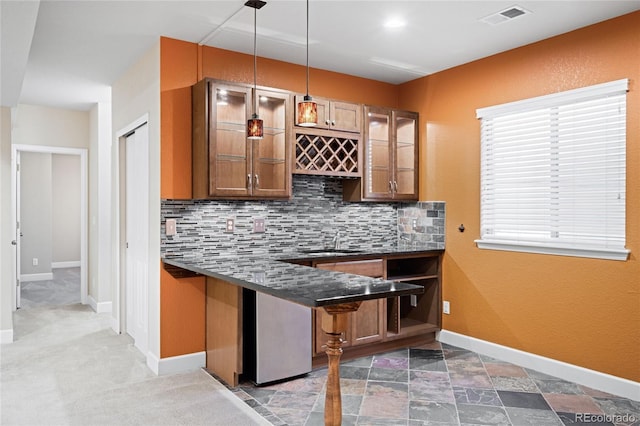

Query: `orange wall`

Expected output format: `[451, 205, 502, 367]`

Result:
[400, 12, 640, 381]
[159, 37, 400, 358]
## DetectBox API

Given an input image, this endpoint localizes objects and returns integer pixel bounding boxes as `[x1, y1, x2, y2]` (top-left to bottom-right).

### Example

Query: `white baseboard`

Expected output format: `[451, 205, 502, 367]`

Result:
[438, 330, 640, 402]
[20, 272, 53, 282]
[147, 351, 206, 376]
[87, 295, 112, 314]
[0, 328, 14, 344]
[52, 261, 81, 268]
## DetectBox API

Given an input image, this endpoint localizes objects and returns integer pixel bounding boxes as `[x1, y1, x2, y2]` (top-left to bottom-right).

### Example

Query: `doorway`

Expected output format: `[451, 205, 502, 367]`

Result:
[11, 145, 88, 311]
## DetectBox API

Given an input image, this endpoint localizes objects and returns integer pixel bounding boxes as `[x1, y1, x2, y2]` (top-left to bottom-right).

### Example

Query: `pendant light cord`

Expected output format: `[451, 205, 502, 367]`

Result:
[305, 0, 310, 97]
[253, 7, 258, 115]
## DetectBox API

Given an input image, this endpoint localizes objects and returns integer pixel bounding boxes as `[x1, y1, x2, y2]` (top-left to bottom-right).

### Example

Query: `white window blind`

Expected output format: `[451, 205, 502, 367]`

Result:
[475, 79, 629, 261]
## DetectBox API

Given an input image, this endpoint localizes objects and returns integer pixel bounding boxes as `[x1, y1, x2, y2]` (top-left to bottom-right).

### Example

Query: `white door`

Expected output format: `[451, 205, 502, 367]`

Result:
[125, 124, 149, 355]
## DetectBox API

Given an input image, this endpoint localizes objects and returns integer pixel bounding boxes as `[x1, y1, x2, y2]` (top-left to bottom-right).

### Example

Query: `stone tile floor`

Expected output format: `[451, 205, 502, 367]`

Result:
[227, 342, 640, 426]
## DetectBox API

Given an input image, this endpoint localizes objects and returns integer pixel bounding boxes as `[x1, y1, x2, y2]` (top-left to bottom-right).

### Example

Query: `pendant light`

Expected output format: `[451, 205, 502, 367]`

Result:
[297, 0, 317, 127]
[246, 0, 266, 139]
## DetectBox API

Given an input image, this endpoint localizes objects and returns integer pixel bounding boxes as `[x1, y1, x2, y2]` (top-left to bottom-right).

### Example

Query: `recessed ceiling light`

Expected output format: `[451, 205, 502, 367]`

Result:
[384, 17, 406, 29]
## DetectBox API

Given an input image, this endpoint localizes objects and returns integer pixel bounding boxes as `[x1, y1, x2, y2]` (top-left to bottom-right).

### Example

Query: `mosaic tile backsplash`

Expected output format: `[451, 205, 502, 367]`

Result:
[161, 175, 445, 258]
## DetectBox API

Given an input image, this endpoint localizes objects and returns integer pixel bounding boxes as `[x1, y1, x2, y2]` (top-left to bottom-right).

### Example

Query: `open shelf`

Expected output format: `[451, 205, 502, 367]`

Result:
[387, 255, 439, 281]
[386, 254, 440, 336]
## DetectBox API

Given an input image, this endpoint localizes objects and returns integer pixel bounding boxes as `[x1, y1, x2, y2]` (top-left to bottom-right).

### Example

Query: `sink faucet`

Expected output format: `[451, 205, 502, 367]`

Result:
[332, 231, 341, 250]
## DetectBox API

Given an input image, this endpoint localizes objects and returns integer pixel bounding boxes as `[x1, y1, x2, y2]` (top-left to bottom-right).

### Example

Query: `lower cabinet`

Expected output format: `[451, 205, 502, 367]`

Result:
[311, 253, 441, 364]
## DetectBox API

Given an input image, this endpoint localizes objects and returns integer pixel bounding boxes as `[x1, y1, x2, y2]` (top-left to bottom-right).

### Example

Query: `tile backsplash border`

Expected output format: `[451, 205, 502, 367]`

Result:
[161, 175, 444, 258]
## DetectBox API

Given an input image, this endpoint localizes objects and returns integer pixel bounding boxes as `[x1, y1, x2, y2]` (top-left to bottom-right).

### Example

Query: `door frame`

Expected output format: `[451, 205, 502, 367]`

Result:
[113, 114, 149, 338]
[11, 144, 88, 310]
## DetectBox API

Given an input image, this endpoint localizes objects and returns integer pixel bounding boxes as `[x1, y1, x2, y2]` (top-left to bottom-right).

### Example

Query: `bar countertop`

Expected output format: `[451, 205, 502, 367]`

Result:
[162, 248, 443, 308]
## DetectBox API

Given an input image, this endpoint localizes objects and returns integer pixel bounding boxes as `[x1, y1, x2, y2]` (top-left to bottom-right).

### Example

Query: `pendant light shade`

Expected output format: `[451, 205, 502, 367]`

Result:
[297, 0, 317, 127]
[247, 112, 264, 139]
[246, 0, 266, 139]
[297, 95, 318, 127]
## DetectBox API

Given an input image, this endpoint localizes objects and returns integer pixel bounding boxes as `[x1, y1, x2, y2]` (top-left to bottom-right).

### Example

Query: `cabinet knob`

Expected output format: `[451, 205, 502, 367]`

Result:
[331, 120, 336, 126]
[325, 120, 331, 126]
[247, 174, 252, 189]
[389, 181, 393, 193]
[254, 174, 259, 188]
[393, 181, 398, 192]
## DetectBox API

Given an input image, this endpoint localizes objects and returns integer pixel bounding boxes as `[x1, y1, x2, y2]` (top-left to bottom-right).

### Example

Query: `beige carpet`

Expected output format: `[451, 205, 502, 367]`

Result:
[0, 304, 270, 425]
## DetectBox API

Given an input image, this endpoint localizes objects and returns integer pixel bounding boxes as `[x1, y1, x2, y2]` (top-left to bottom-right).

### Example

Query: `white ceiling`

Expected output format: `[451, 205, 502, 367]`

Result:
[2, 0, 639, 111]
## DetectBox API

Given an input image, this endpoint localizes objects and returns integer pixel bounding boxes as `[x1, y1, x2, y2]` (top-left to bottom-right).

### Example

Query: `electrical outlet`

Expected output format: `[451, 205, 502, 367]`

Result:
[32, 258, 38, 266]
[443, 300, 450, 315]
[166, 219, 177, 236]
[225, 218, 235, 233]
[253, 218, 265, 233]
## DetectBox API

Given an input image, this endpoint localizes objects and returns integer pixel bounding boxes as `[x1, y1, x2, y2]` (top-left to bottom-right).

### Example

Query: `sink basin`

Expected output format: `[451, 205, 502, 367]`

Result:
[300, 248, 363, 255]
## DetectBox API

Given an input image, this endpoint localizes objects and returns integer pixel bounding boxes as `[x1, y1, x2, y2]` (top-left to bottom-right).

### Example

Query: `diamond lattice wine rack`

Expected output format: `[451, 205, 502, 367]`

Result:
[294, 132, 360, 177]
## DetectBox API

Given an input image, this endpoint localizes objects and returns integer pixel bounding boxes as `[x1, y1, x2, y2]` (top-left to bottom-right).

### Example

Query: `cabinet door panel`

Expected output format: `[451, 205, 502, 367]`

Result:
[331, 101, 361, 133]
[210, 86, 251, 196]
[252, 90, 291, 198]
[395, 169, 415, 196]
[215, 158, 249, 190]
[363, 108, 392, 199]
[316, 99, 330, 129]
[391, 111, 418, 200]
[352, 299, 385, 346]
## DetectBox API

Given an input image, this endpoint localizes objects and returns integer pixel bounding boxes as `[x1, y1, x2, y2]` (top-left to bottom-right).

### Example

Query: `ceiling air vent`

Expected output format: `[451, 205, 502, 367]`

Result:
[480, 5, 530, 26]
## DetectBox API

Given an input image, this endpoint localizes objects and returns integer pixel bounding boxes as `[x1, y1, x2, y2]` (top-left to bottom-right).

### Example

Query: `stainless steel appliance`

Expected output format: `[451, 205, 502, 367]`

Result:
[243, 289, 312, 385]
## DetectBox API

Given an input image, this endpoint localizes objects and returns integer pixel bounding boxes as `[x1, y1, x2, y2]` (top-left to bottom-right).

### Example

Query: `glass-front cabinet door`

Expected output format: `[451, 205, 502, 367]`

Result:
[252, 90, 291, 198]
[364, 106, 392, 200]
[392, 110, 418, 200]
[210, 84, 252, 197]
[362, 106, 418, 201]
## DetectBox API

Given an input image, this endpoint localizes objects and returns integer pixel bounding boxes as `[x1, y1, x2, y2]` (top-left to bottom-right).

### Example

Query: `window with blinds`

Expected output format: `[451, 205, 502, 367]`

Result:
[475, 79, 629, 261]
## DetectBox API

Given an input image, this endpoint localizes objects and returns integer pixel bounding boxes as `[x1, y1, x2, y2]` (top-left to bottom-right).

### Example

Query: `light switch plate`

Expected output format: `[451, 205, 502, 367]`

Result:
[253, 218, 265, 233]
[166, 219, 177, 236]
[225, 218, 235, 233]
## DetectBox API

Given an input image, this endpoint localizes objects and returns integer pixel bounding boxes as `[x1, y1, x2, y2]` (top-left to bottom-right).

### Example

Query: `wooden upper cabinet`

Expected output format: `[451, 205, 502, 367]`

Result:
[343, 106, 418, 202]
[192, 79, 291, 199]
[294, 95, 361, 133]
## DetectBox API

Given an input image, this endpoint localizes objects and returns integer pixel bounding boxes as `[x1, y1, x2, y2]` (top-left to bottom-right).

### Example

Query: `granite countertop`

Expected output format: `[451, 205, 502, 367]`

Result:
[162, 247, 443, 308]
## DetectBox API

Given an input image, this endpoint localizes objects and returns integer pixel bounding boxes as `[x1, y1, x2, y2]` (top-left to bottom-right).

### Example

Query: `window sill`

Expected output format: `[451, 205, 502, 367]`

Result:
[475, 239, 630, 261]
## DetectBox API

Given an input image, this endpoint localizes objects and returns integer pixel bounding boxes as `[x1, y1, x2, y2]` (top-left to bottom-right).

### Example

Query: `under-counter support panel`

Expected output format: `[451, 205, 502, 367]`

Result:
[206, 277, 243, 387]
